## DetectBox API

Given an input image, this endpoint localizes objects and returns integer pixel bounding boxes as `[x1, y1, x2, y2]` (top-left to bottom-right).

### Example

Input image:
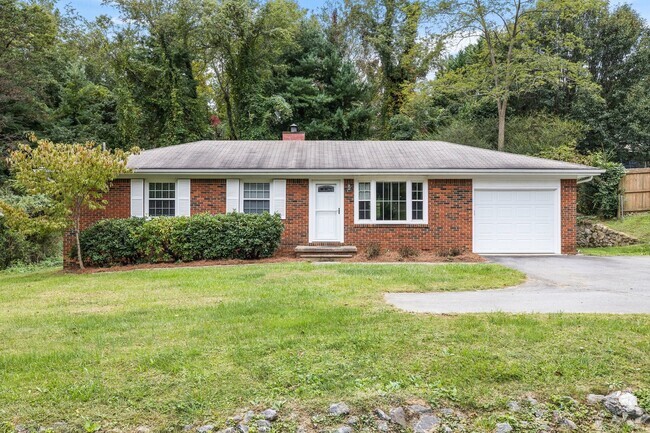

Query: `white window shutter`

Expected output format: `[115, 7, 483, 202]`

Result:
[272, 179, 286, 219]
[177, 179, 191, 216]
[226, 179, 240, 212]
[130, 179, 144, 217]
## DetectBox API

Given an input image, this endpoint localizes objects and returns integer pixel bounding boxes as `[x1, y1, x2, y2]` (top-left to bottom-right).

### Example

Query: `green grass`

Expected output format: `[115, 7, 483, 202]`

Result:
[0, 263, 648, 431]
[580, 212, 650, 255]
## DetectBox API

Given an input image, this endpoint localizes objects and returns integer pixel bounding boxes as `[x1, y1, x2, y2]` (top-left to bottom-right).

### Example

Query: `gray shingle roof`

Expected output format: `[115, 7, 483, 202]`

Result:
[127, 140, 599, 173]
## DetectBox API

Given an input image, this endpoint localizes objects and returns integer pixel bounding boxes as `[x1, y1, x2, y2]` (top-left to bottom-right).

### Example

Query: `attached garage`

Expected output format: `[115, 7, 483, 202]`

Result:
[473, 180, 560, 254]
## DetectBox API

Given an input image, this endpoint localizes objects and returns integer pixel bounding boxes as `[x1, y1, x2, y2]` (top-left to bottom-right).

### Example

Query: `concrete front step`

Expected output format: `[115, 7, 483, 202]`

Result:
[294, 245, 358, 254]
[298, 254, 355, 259]
[295, 245, 357, 261]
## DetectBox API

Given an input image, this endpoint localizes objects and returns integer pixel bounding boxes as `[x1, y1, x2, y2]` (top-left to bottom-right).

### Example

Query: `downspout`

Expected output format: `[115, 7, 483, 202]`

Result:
[577, 176, 594, 184]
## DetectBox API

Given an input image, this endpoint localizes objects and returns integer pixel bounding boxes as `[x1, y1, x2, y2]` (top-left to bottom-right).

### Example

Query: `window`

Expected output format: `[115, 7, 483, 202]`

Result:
[376, 182, 407, 221]
[148, 182, 176, 217]
[243, 182, 270, 214]
[412, 182, 423, 220]
[358, 182, 371, 220]
[356, 180, 426, 223]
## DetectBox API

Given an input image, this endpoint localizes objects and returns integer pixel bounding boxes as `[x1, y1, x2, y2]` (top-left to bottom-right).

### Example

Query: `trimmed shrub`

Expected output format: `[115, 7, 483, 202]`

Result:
[78, 218, 145, 267]
[79, 213, 284, 267]
[136, 216, 188, 263]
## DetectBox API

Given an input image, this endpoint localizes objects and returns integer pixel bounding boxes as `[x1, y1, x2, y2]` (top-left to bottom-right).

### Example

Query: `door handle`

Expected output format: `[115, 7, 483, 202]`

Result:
[338, 208, 341, 214]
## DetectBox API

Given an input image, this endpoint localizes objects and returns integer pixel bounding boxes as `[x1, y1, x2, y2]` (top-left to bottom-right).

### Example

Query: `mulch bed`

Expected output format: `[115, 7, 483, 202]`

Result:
[67, 251, 485, 274]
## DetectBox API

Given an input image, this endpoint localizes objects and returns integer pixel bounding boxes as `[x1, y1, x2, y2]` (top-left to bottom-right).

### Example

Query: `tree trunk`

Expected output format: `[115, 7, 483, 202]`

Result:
[74, 214, 84, 270]
[497, 98, 508, 152]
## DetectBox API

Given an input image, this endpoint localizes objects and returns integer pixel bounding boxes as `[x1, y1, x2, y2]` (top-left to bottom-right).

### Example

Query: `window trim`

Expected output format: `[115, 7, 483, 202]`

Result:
[239, 180, 273, 215]
[354, 179, 428, 225]
[145, 179, 178, 218]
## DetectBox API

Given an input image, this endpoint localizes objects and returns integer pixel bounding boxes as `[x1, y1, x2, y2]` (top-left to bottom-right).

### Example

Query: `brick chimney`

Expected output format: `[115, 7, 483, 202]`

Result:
[282, 123, 305, 140]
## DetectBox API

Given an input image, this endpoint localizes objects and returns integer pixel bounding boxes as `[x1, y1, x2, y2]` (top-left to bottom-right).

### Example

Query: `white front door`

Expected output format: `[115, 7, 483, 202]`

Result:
[312, 182, 342, 242]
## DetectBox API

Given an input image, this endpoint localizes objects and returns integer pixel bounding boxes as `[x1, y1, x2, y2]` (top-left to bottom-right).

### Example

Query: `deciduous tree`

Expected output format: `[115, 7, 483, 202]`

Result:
[6, 136, 134, 268]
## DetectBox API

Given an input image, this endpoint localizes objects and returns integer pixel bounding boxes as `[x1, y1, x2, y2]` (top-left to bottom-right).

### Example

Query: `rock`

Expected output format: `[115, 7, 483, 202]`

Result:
[261, 409, 278, 422]
[183, 425, 194, 431]
[345, 416, 359, 426]
[587, 394, 605, 405]
[560, 418, 577, 430]
[236, 425, 249, 433]
[525, 396, 539, 406]
[506, 401, 520, 412]
[374, 409, 390, 421]
[408, 404, 432, 415]
[442, 426, 453, 433]
[256, 420, 272, 433]
[230, 415, 243, 423]
[243, 411, 255, 423]
[389, 407, 407, 428]
[603, 391, 644, 418]
[219, 429, 237, 433]
[439, 408, 455, 417]
[197, 426, 215, 433]
[329, 402, 351, 417]
[534, 408, 546, 418]
[135, 427, 151, 433]
[495, 422, 512, 433]
[376, 421, 389, 432]
[639, 414, 650, 425]
[412, 415, 440, 433]
[15, 425, 28, 433]
[333, 427, 352, 433]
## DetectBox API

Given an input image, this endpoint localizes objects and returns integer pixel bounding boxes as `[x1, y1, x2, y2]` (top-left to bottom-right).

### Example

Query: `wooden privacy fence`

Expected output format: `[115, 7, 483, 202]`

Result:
[621, 168, 650, 213]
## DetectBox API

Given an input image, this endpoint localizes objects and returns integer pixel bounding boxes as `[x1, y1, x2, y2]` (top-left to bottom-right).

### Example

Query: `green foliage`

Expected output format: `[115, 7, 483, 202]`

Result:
[578, 155, 626, 219]
[0, 189, 60, 269]
[79, 213, 284, 267]
[136, 216, 180, 263]
[505, 115, 585, 155]
[78, 218, 145, 267]
[6, 136, 133, 268]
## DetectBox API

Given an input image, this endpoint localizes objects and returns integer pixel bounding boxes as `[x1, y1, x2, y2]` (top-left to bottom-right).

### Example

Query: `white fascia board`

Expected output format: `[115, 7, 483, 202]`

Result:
[120, 168, 605, 178]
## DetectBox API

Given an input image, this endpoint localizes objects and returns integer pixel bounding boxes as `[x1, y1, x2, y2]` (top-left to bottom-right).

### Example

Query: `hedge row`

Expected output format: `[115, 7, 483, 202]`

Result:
[78, 213, 284, 267]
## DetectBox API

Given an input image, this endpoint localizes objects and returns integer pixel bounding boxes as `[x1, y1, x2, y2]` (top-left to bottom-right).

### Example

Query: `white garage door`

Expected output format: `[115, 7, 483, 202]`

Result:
[474, 189, 558, 254]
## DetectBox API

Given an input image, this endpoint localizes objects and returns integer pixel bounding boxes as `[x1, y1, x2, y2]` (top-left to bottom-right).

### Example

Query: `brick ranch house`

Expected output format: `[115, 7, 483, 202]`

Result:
[66, 131, 602, 264]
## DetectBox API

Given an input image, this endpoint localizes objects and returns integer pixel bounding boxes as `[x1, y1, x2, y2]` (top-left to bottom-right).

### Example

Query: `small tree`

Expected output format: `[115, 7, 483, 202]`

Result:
[7, 136, 134, 269]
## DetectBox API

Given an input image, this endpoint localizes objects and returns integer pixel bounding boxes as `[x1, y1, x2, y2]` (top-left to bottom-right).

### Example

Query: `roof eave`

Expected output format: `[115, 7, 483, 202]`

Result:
[121, 168, 605, 177]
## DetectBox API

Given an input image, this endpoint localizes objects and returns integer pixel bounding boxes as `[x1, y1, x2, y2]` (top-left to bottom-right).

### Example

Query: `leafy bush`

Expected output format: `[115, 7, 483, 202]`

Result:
[0, 190, 61, 269]
[79, 213, 284, 267]
[398, 246, 419, 260]
[366, 242, 382, 259]
[578, 154, 626, 219]
[537, 145, 626, 219]
[136, 216, 184, 263]
[78, 218, 145, 267]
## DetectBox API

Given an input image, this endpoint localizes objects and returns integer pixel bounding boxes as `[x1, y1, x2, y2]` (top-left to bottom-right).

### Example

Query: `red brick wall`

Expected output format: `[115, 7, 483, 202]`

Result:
[191, 179, 226, 215]
[341, 179, 473, 253]
[65, 176, 580, 267]
[63, 179, 131, 267]
[281, 179, 309, 250]
[561, 179, 578, 254]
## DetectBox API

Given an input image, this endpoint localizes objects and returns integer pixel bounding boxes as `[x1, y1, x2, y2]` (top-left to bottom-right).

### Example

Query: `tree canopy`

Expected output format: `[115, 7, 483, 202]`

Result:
[0, 0, 648, 165]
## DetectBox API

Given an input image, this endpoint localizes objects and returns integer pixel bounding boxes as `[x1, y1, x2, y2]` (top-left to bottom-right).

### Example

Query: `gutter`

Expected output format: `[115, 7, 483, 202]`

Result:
[122, 168, 606, 177]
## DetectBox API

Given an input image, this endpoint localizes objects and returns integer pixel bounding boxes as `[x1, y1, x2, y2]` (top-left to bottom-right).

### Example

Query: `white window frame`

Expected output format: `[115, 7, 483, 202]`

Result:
[239, 180, 272, 215]
[354, 179, 428, 224]
[145, 179, 178, 217]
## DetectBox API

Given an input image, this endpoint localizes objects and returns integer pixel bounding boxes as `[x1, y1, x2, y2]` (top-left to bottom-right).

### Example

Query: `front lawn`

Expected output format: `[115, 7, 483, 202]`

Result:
[580, 212, 650, 255]
[1, 263, 648, 431]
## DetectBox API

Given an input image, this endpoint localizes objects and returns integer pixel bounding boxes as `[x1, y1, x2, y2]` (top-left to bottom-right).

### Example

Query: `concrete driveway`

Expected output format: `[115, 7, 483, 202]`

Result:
[385, 256, 650, 314]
